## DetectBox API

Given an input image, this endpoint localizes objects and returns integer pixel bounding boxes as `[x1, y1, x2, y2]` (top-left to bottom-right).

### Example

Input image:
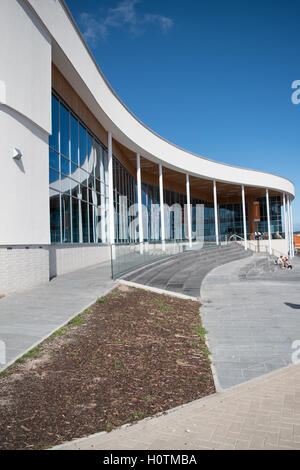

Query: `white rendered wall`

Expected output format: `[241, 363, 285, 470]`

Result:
[0, 0, 52, 245]
[0, 0, 51, 134]
[0, 109, 50, 245]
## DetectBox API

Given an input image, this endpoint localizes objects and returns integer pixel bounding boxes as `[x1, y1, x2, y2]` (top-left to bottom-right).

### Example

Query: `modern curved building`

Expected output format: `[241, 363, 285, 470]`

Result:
[0, 0, 295, 295]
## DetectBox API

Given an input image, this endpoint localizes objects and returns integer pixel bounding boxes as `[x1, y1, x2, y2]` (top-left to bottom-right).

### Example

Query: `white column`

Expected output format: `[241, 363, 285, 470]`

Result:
[100, 147, 107, 243]
[108, 132, 115, 259]
[288, 196, 294, 258]
[290, 200, 294, 258]
[287, 195, 291, 257]
[136, 153, 144, 254]
[159, 164, 165, 251]
[241, 185, 247, 250]
[186, 174, 192, 248]
[283, 193, 288, 256]
[265, 188, 272, 255]
[213, 180, 219, 245]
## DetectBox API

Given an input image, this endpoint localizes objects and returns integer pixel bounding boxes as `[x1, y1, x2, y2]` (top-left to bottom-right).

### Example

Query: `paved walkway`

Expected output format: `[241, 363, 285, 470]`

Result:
[201, 254, 300, 389]
[0, 262, 116, 371]
[123, 243, 252, 298]
[54, 362, 300, 450]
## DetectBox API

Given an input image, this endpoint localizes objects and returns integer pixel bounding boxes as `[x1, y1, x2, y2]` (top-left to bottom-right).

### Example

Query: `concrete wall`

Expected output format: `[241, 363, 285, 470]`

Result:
[49, 244, 111, 278]
[0, 246, 49, 296]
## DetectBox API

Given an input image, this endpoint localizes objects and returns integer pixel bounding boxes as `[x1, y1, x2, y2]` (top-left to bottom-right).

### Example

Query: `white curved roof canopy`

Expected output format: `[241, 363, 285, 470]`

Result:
[28, 0, 295, 198]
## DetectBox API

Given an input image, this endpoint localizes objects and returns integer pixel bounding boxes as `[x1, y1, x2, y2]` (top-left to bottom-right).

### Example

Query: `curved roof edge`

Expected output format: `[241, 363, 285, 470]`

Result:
[27, 0, 295, 198]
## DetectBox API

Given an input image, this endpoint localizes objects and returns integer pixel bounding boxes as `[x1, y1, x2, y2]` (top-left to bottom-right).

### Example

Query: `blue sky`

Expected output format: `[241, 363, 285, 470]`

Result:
[66, 0, 300, 230]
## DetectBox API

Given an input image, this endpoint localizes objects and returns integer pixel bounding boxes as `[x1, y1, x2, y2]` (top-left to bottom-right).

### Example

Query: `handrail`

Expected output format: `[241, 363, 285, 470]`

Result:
[227, 234, 287, 259]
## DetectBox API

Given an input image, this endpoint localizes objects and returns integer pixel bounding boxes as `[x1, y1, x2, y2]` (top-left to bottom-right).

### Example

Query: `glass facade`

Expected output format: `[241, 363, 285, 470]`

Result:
[48, 92, 282, 246]
[49, 93, 109, 244]
[257, 195, 282, 237]
[219, 203, 248, 239]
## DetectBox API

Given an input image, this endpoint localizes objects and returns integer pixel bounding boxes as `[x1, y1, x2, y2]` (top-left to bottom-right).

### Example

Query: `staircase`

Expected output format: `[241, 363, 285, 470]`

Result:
[122, 242, 253, 298]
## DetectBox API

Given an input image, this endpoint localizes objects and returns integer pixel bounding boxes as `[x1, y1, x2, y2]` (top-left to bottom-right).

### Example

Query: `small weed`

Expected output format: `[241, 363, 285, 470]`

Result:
[15, 346, 41, 364]
[114, 360, 122, 369]
[114, 340, 122, 344]
[133, 411, 144, 420]
[156, 300, 174, 312]
[85, 308, 93, 314]
[110, 290, 121, 298]
[174, 350, 181, 356]
[96, 297, 106, 303]
[201, 345, 210, 356]
[105, 423, 115, 432]
[69, 315, 85, 327]
[48, 327, 68, 341]
[142, 396, 156, 403]
[188, 341, 199, 348]
[192, 324, 207, 342]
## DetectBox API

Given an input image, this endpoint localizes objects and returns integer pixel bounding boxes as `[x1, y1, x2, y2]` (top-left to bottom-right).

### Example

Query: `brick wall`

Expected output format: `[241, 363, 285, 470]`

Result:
[0, 247, 49, 295]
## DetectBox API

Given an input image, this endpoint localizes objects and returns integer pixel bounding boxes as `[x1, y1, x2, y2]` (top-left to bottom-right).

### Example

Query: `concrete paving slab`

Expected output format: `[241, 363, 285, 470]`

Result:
[0, 261, 116, 371]
[201, 254, 300, 389]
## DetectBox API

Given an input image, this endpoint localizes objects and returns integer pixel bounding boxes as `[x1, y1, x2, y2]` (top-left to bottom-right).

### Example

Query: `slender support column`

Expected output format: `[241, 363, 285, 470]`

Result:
[288, 196, 294, 258]
[159, 164, 165, 251]
[100, 148, 107, 243]
[241, 185, 247, 250]
[136, 153, 144, 254]
[213, 180, 219, 245]
[265, 188, 272, 255]
[287, 195, 291, 257]
[283, 193, 289, 256]
[186, 174, 192, 248]
[108, 132, 115, 259]
[290, 200, 294, 258]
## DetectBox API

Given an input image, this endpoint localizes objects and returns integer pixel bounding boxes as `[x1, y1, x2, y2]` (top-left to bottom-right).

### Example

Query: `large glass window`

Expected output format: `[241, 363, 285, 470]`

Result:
[49, 92, 108, 244]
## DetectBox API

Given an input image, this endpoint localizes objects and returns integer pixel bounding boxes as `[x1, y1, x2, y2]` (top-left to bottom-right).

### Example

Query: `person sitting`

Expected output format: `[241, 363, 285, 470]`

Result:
[285, 259, 293, 270]
[281, 256, 287, 269]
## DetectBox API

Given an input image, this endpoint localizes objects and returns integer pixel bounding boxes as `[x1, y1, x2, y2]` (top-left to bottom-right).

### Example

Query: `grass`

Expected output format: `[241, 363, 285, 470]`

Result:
[15, 346, 41, 364]
[133, 411, 144, 420]
[142, 396, 156, 403]
[68, 315, 85, 327]
[192, 323, 208, 342]
[105, 424, 115, 432]
[48, 327, 68, 341]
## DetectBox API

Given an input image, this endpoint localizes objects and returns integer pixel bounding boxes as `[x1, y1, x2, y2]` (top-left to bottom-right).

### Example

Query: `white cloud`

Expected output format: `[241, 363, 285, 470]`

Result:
[79, 0, 173, 46]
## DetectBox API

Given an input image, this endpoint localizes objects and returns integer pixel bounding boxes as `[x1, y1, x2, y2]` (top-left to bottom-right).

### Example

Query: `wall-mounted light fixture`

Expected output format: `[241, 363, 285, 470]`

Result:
[13, 148, 22, 160]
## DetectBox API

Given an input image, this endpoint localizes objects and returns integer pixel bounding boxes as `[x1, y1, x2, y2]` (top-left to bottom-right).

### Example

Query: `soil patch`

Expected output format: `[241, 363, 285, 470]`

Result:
[0, 286, 215, 450]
